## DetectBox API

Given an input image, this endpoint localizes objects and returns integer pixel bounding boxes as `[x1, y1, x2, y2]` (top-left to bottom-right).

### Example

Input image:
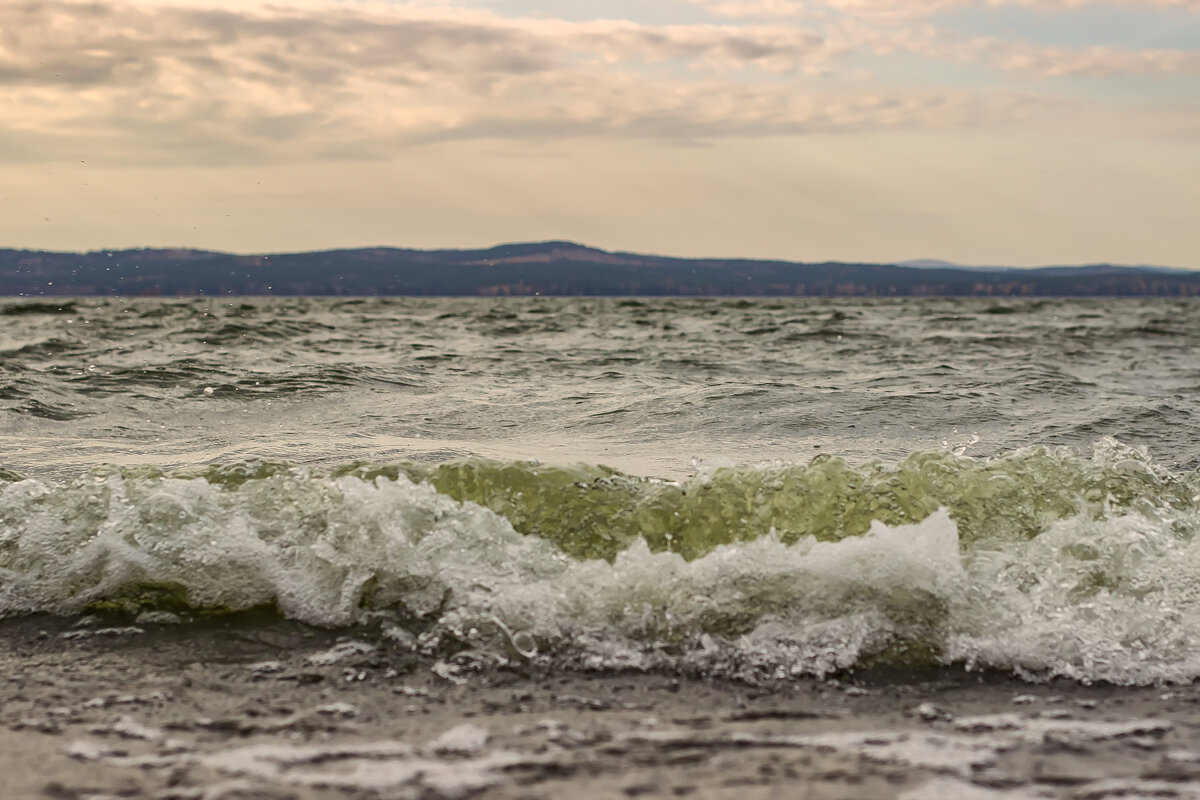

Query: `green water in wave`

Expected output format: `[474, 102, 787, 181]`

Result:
[5, 440, 1196, 563]
[334, 442, 1198, 560]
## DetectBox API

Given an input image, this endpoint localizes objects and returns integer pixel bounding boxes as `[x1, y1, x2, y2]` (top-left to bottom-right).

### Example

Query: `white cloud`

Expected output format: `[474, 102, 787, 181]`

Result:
[690, 0, 1200, 19]
[0, 0, 1194, 166]
[693, 2, 1200, 78]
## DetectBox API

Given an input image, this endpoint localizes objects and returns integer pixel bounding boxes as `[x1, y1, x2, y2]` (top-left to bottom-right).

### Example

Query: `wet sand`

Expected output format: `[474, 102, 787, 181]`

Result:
[4, 615, 1200, 800]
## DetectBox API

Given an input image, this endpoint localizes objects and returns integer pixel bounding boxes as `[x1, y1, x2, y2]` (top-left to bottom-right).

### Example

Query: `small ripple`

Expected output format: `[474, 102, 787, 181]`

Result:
[5, 398, 91, 420]
[0, 301, 78, 316]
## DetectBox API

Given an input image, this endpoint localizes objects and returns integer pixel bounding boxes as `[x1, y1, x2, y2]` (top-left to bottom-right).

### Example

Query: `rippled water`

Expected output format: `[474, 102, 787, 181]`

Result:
[3, 297, 1198, 475]
[3, 297, 1200, 684]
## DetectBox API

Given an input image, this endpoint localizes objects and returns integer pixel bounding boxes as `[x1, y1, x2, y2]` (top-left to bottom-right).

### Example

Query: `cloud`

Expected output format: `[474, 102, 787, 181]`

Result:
[692, 0, 1200, 19]
[0, 0, 1194, 166]
[0, 1, 837, 87]
[944, 40, 1200, 77]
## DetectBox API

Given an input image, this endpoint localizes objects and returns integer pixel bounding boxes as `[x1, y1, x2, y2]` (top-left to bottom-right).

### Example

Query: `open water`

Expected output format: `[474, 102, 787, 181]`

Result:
[2, 296, 1199, 684]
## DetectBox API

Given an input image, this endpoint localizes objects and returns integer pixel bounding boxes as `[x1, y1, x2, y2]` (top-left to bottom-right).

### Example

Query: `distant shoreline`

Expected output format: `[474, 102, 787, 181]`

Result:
[3, 241, 1198, 297]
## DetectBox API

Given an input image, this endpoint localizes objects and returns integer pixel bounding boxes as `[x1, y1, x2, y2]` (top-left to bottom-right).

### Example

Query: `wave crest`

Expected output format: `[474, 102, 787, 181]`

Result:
[3, 438, 1199, 685]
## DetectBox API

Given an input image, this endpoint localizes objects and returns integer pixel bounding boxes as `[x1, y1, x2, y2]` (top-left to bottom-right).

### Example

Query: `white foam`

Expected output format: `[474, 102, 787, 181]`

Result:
[1069, 780, 1200, 800]
[197, 741, 534, 796]
[306, 641, 376, 665]
[947, 510, 1200, 684]
[6, 467, 1200, 684]
[428, 724, 491, 756]
[900, 778, 1052, 800]
[627, 728, 1010, 777]
[950, 715, 1172, 744]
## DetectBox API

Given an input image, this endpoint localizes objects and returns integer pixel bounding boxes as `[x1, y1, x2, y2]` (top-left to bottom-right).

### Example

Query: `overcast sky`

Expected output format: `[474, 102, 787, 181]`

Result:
[1, 0, 1197, 265]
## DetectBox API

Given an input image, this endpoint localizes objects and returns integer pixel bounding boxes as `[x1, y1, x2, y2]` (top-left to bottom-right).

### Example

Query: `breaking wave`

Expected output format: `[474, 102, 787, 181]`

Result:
[3, 438, 1199, 685]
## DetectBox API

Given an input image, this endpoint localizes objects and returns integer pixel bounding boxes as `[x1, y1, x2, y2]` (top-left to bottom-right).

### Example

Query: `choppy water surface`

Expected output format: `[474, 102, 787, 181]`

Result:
[3, 297, 1200, 684]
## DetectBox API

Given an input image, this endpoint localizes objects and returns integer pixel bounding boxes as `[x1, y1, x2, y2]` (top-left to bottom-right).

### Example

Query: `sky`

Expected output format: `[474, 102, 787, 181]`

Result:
[0, 0, 1197, 266]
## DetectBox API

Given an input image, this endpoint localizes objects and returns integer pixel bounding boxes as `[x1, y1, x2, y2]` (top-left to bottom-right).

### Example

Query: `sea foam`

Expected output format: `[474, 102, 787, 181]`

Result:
[3, 440, 1200, 685]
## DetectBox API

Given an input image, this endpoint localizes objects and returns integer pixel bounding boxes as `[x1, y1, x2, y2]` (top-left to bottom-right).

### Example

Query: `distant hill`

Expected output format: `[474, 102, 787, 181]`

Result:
[894, 259, 967, 270]
[1, 242, 1197, 297]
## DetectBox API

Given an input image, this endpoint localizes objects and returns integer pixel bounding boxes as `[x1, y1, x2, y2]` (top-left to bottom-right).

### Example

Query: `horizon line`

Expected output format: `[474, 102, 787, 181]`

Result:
[1, 241, 1194, 273]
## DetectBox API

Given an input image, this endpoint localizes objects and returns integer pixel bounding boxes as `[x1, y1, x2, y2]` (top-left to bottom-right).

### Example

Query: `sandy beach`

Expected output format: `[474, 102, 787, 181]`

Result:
[3, 614, 1199, 800]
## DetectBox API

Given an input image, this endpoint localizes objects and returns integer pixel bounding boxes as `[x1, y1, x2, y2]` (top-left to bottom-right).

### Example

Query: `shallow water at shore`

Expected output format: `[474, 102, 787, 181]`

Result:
[4, 616, 1200, 800]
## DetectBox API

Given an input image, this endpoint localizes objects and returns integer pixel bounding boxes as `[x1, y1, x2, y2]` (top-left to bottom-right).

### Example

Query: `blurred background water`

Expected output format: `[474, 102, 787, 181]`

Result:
[2, 297, 1197, 479]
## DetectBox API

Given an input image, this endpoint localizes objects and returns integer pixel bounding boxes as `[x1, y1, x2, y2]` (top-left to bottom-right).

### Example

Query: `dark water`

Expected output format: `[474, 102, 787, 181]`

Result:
[2, 297, 1199, 684]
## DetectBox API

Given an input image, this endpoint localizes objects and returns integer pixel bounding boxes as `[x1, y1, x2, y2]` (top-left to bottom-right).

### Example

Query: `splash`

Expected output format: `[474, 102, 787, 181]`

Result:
[3, 438, 1199, 685]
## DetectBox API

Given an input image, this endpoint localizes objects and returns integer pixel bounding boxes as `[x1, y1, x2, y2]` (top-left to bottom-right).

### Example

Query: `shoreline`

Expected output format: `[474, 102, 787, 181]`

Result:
[4, 616, 1200, 799]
